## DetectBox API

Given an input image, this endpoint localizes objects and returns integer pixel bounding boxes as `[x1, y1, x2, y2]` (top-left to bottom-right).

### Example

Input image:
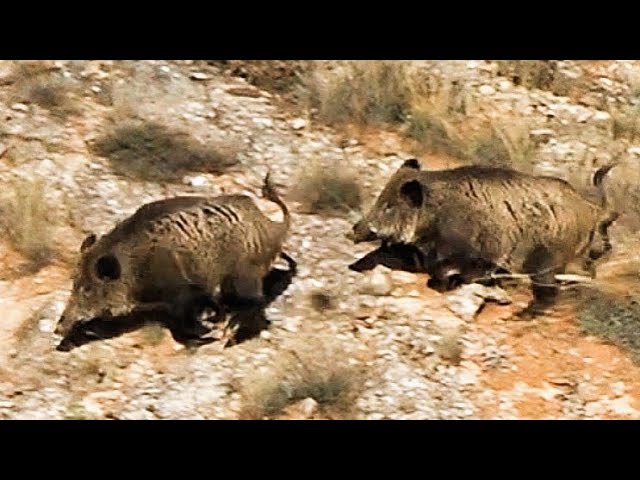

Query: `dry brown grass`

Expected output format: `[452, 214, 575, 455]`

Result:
[10, 61, 79, 118]
[238, 335, 367, 419]
[495, 60, 589, 99]
[90, 120, 241, 182]
[310, 291, 336, 312]
[577, 289, 640, 365]
[304, 61, 413, 125]
[13, 308, 44, 346]
[496, 61, 558, 91]
[469, 121, 537, 172]
[406, 101, 467, 159]
[290, 160, 362, 217]
[437, 331, 463, 365]
[611, 106, 640, 142]
[2, 178, 57, 267]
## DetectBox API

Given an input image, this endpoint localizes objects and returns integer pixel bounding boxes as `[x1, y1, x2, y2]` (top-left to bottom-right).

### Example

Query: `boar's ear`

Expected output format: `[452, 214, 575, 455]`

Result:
[402, 159, 421, 170]
[95, 254, 121, 281]
[80, 233, 97, 253]
[400, 180, 426, 208]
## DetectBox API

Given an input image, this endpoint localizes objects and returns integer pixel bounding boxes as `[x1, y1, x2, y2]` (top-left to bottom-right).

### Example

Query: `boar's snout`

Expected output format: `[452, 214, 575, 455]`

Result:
[55, 312, 76, 338]
[348, 220, 378, 244]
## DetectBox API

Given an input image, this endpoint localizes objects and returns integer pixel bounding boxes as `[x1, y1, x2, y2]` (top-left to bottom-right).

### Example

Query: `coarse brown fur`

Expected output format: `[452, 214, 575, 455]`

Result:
[56, 173, 292, 348]
[350, 159, 618, 311]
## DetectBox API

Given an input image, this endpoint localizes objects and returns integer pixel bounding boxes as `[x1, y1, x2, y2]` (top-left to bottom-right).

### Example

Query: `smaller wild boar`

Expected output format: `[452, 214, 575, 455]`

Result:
[349, 159, 618, 313]
[55, 172, 294, 350]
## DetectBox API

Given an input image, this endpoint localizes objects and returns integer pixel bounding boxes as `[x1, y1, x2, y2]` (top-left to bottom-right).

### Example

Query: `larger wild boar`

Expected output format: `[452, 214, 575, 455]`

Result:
[350, 159, 618, 311]
[55, 173, 293, 349]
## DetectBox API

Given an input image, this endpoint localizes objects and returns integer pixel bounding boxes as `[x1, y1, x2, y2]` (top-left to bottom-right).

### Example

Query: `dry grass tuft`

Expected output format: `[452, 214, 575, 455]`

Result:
[406, 101, 467, 160]
[304, 61, 413, 125]
[310, 291, 336, 312]
[496, 61, 559, 91]
[2, 178, 57, 267]
[90, 120, 240, 182]
[577, 289, 640, 364]
[437, 331, 463, 365]
[13, 308, 44, 346]
[290, 161, 362, 217]
[611, 106, 640, 142]
[238, 335, 367, 419]
[469, 121, 536, 172]
[11, 61, 79, 118]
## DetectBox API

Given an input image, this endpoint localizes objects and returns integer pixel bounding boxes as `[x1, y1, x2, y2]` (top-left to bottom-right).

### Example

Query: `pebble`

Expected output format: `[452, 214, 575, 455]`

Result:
[190, 72, 211, 81]
[360, 270, 393, 297]
[11, 103, 28, 112]
[182, 175, 208, 187]
[289, 118, 307, 130]
[479, 85, 496, 96]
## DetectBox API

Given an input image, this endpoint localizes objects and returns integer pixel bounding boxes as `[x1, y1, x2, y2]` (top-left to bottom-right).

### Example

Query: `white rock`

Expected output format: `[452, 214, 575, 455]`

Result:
[627, 147, 640, 156]
[593, 111, 611, 122]
[289, 118, 307, 130]
[299, 397, 318, 417]
[611, 381, 626, 397]
[446, 284, 510, 321]
[361, 270, 393, 296]
[606, 395, 638, 416]
[479, 85, 496, 96]
[252, 117, 273, 128]
[498, 80, 512, 92]
[458, 370, 478, 386]
[11, 103, 28, 112]
[190, 72, 211, 81]
[530, 129, 556, 142]
[259, 330, 272, 340]
[183, 175, 208, 187]
[38, 319, 54, 333]
[576, 382, 600, 403]
[467, 61, 480, 69]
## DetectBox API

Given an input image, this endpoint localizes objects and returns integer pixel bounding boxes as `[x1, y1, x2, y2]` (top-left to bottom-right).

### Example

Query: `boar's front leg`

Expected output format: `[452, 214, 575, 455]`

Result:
[165, 284, 223, 346]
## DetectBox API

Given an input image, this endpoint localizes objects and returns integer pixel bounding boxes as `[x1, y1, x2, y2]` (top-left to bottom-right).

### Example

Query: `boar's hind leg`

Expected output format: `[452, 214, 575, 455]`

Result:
[519, 246, 565, 317]
[223, 308, 270, 348]
[221, 270, 266, 310]
[262, 251, 297, 305]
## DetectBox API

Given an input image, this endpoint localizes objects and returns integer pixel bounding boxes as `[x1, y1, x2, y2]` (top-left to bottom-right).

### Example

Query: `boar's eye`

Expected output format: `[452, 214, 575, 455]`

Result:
[95, 255, 121, 281]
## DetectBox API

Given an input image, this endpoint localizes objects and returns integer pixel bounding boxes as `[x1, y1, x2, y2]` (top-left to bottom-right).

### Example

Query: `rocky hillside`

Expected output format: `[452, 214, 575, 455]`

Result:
[1, 60, 640, 419]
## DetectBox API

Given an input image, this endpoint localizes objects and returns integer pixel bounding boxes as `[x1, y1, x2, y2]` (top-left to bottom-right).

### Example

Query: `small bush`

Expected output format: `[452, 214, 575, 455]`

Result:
[2, 178, 56, 267]
[437, 332, 463, 365]
[90, 121, 240, 182]
[496, 60, 558, 91]
[304, 61, 412, 125]
[406, 103, 467, 160]
[216, 60, 310, 94]
[11, 61, 79, 118]
[469, 122, 536, 172]
[13, 308, 44, 346]
[577, 290, 640, 364]
[611, 106, 640, 142]
[290, 161, 362, 216]
[238, 336, 367, 419]
[310, 291, 336, 312]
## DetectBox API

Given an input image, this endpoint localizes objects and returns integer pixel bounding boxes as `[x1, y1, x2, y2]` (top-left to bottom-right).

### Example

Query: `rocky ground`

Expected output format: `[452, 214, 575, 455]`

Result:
[1, 60, 640, 419]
